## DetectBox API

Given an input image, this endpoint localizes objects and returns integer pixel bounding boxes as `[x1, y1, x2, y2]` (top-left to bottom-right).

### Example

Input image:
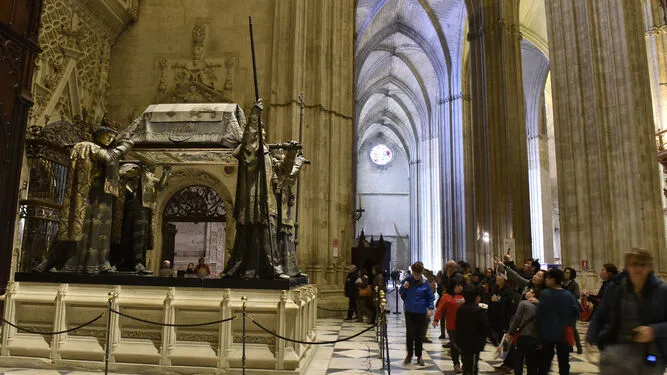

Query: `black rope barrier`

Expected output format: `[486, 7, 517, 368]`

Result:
[317, 306, 350, 312]
[109, 308, 237, 327]
[1, 312, 105, 335]
[249, 315, 378, 345]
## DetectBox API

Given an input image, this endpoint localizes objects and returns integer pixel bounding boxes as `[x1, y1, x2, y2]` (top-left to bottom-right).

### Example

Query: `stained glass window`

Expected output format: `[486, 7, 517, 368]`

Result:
[370, 144, 392, 165]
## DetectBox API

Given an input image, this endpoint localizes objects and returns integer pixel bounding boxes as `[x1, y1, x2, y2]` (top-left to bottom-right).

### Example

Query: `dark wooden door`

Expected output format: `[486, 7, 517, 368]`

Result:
[162, 222, 177, 264]
[0, 0, 44, 296]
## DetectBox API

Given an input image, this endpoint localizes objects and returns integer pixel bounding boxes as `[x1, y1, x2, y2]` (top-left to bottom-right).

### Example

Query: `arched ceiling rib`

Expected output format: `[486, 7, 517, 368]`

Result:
[357, 77, 426, 140]
[358, 97, 417, 151]
[357, 51, 432, 118]
[355, 0, 475, 160]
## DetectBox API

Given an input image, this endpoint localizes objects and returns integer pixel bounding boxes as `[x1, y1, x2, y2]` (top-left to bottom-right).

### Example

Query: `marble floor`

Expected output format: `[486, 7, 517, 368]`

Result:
[305, 315, 604, 375]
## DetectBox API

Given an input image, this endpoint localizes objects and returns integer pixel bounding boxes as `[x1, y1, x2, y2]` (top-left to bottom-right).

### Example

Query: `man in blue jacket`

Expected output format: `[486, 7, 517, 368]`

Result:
[399, 261, 435, 366]
[536, 268, 579, 375]
[586, 249, 667, 374]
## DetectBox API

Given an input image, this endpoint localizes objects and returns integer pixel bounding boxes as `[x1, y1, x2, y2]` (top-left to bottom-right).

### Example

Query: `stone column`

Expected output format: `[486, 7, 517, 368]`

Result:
[521, 42, 553, 264]
[644, 0, 667, 132]
[269, 0, 355, 285]
[643, 0, 667, 252]
[545, 1, 667, 272]
[465, 0, 531, 266]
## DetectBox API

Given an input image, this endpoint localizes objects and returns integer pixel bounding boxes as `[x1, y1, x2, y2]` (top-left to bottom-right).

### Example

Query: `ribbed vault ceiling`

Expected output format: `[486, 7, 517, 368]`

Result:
[356, 0, 466, 159]
[356, 0, 549, 159]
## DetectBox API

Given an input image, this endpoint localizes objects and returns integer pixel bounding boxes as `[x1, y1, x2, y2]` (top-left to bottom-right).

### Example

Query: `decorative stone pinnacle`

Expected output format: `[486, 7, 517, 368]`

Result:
[192, 24, 207, 46]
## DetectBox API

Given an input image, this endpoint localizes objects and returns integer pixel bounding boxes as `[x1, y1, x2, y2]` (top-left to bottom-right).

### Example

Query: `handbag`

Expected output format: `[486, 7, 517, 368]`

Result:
[580, 294, 592, 322]
[564, 326, 576, 346]
[358, 285, 372, 297]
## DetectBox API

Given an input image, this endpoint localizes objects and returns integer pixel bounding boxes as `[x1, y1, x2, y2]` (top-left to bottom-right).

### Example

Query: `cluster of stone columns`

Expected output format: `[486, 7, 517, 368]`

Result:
[545, 1, 666, 273]
[464, 0, 532, 268]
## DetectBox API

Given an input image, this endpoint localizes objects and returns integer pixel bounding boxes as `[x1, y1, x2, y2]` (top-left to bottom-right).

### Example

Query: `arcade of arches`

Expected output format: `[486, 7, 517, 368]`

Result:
[1, 0, 667, 372]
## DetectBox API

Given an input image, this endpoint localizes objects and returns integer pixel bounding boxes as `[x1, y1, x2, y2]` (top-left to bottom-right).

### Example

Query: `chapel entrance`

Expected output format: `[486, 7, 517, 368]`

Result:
[162, 185, 226, 275]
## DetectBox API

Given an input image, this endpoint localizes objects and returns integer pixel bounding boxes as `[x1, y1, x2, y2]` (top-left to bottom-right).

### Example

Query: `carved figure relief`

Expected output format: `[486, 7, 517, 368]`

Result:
[156, 24, 236, 104]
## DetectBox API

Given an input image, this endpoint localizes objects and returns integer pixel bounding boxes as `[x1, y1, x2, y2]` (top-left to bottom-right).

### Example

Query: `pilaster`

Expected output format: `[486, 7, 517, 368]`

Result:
[269, 0, 355, 287]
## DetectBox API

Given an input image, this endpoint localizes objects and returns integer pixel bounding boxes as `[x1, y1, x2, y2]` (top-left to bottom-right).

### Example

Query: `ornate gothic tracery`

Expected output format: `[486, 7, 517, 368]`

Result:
[163, 185, 226, 222]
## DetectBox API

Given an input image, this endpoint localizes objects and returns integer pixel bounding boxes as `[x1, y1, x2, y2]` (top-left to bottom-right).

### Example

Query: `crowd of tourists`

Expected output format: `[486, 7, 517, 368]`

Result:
[345, 249, 667, 375]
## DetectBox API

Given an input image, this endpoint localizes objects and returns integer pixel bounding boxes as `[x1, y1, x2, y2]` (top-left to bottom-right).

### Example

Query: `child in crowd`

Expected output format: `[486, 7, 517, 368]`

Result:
[433, 279, 466, 373]
[455, 285, 495, 375]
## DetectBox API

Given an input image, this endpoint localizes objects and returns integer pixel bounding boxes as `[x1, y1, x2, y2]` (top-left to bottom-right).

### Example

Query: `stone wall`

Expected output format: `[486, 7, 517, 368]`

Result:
[106, 0, 275, 123]
[106, 1, 356, 302]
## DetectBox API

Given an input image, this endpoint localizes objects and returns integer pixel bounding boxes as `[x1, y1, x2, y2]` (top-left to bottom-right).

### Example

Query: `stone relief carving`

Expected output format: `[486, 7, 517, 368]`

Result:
[156, 24, 235, 104]
[27, 0, 135, 131]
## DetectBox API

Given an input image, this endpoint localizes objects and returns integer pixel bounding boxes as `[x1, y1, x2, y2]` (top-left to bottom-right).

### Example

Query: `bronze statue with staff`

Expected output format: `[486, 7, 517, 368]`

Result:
[222, 17, 287, 279]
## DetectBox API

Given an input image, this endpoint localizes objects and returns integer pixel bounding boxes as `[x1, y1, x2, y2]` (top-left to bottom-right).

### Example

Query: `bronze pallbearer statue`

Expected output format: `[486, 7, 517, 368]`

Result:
[110, 163, 171, 273]
[33, 123, 136, 273]
[270, 142, 309, 277]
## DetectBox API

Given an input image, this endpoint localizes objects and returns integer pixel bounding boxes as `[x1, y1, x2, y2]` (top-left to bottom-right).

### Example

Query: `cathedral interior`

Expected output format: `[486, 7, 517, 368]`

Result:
[1, 0, 667, 374]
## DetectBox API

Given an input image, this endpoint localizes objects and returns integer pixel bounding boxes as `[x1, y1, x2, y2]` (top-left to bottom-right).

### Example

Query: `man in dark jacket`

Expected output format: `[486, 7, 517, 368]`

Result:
[344, 265, 359, 320]
[455, 284, 496, 375]
[583, 263, 618, 315]
[586, 250, 667, 374]
[537, 268, 579, 375]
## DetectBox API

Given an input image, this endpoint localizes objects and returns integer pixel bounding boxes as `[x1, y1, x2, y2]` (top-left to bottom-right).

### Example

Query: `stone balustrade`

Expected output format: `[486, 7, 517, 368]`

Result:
[0, 282, 317, 374]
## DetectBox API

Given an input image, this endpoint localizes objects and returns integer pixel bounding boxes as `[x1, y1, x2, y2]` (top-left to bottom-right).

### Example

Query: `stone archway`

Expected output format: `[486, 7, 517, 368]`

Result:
[161, 185, 227, 275]
[151, 168, 234, 273]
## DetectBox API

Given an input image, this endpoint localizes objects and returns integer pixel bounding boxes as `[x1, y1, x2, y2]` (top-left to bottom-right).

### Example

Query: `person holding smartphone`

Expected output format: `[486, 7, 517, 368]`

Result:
[586, 249, 667, 374]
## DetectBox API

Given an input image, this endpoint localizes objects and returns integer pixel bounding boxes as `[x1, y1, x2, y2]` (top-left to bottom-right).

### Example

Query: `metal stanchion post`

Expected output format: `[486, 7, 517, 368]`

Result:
[374, 286, 379, 342]
[393, 280, 401, 315]
[384, 299, 391, 375]
[379, 291, 386, 367]
[104, 292, 113, 375]
[241, 296, 247, 375]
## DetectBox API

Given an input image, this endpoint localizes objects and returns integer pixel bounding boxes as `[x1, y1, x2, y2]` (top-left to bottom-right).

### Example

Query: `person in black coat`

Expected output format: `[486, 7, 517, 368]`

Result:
[586, 251, 667, 374]
[583, 263, 618, 316]
[455, 285, 496, 375]
[345, 265, 359, 320]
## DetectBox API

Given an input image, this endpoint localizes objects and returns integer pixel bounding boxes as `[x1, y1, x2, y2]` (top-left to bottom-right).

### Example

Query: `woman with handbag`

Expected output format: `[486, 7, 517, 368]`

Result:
[355, 269, 374, 322]
[399, 261, 435, 366]
[502, 288, 541, 375]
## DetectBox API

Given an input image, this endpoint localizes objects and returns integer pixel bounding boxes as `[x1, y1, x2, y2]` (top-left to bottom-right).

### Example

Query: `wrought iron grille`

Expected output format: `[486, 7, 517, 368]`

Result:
[18, 121, 84, 271]
[164, 185, 226, 222]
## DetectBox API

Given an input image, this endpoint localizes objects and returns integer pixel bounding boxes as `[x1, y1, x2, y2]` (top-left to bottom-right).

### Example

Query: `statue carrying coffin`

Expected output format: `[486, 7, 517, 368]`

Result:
[32, 122, 136, 273]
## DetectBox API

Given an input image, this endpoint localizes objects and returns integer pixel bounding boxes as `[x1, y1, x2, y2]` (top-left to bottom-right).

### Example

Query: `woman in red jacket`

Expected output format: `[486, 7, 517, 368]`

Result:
[433, 279, 465, 373]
